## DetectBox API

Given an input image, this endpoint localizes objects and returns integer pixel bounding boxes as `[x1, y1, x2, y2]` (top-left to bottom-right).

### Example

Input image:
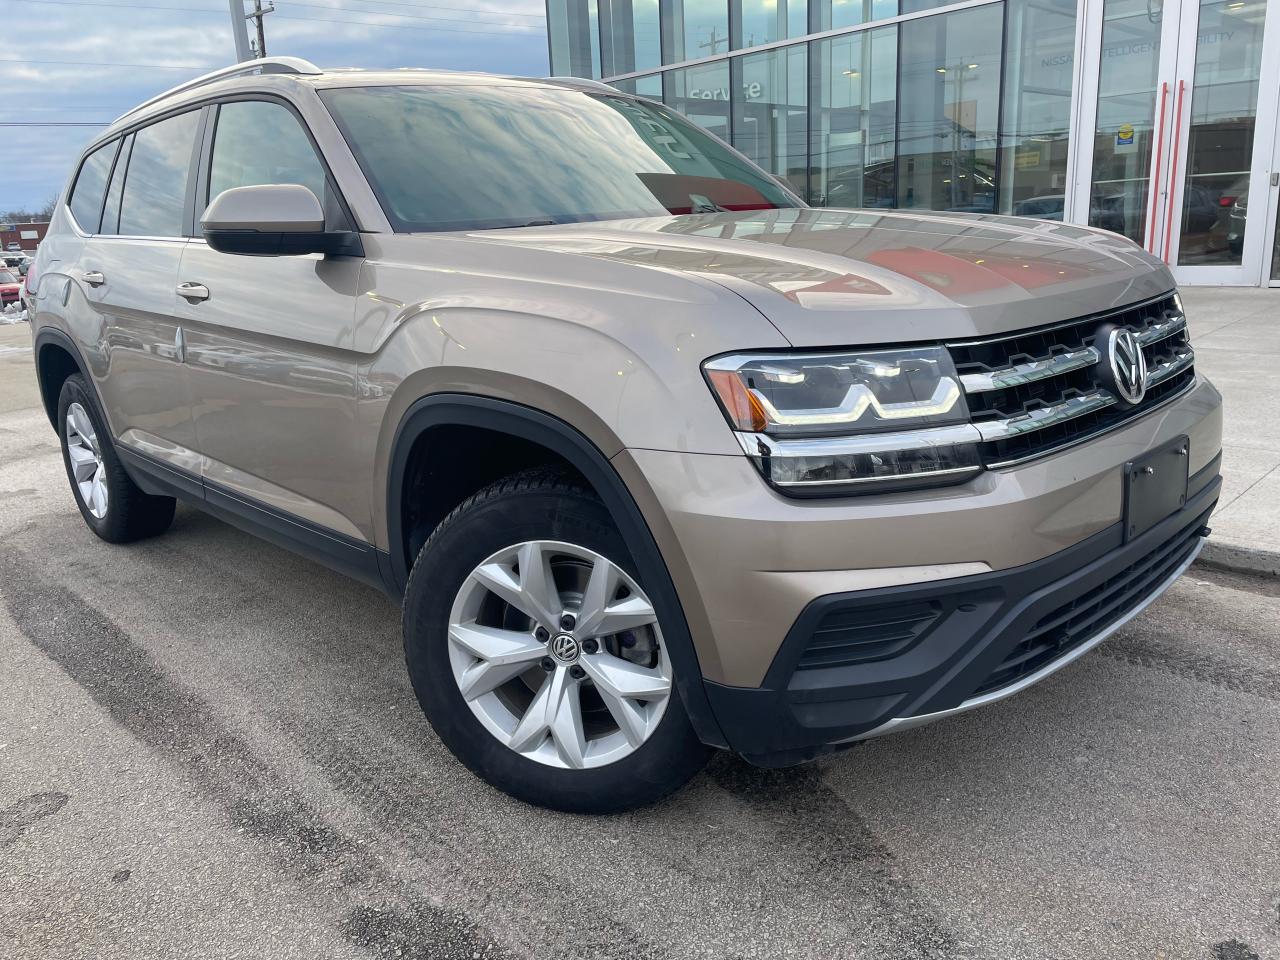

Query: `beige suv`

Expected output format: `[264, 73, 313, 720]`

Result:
[27, 58, 1222, 812]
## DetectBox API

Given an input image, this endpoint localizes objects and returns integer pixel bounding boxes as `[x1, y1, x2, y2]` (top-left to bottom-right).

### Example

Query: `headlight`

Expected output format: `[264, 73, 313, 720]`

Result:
[703, 347, 982, 495]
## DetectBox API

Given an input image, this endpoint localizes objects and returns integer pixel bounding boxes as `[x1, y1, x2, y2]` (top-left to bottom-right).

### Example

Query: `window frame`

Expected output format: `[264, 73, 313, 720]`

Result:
[67, 103, 207, 240]
[66, 138, 122, 235]
[66, 92, 357, 243]
[193, 93, 358, 237]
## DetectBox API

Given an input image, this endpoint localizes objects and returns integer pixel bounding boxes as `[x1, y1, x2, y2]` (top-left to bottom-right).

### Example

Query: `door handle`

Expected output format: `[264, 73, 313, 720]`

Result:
[1146, 81, 1169, 253]
[82, 270, 105, 287]
[1162, 79, 1187, 264]
[177, 282, 210, 302]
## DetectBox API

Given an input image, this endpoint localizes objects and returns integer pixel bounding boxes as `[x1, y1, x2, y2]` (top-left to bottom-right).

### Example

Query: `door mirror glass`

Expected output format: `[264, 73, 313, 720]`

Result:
[201, 184, 356, 256]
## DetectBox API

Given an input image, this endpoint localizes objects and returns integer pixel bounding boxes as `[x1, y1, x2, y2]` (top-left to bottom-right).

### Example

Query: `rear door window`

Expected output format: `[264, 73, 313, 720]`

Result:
[118, 110, 201, 238]
[68, 140, 119, 233]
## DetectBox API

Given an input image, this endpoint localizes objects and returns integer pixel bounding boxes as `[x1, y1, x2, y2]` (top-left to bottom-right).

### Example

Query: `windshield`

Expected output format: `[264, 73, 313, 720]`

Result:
[0, 271, 16, 283]
[320, 83, 799, 232]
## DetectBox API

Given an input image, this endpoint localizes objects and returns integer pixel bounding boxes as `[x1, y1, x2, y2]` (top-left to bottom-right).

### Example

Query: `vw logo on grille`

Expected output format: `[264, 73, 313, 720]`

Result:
[1101, 325, 1148, 407]
[550, 633, 581, 664]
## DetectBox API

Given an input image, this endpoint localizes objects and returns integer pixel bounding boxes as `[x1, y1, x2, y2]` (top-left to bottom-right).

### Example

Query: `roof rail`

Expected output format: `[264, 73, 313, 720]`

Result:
[544, 76, 619, 94]
[115, 56, 323, 124]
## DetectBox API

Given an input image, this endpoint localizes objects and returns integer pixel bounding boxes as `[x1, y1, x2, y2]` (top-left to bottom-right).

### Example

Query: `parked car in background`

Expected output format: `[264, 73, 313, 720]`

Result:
[27, 58, 1222, 813]
[6, 242, 22, 251]
[0, 269, 22, 308]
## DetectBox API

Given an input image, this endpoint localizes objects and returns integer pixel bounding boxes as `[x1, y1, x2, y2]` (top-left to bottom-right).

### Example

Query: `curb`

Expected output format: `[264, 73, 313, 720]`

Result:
[1194, 539, 1280, 578]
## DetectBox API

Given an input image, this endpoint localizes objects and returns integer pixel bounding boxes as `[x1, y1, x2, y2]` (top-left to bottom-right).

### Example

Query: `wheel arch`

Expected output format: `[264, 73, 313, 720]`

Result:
[33, 327, 94, 431]
[385, 393, 727, 748]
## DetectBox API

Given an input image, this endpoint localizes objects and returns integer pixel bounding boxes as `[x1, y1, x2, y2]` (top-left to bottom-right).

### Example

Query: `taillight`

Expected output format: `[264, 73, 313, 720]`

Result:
[23, 260, 37, 296]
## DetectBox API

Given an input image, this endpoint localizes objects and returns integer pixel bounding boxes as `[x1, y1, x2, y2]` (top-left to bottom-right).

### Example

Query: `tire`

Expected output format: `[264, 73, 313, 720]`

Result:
[57, 374, 176, 543]
[402, 470, 711, 813]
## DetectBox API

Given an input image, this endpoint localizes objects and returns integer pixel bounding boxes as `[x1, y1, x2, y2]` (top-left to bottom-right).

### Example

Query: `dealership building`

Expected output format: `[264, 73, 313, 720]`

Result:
[546, 0, 1280, 286]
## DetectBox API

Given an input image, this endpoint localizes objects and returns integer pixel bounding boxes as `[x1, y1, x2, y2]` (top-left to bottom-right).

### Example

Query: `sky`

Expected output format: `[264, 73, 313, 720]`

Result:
[0, 0, 549, 214]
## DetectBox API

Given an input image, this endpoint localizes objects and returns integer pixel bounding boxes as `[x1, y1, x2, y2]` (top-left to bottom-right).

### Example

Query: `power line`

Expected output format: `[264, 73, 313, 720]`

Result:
[0, 56, 217, 70]
[11, 0, 228, 13]
[9, 0, 540, 37]
[0, 122, 111, 126]
[317, 0, 543, 16]
[272, 11, 540, 35]
[14, 0, 544, 25]
[277, 0, 542, 28]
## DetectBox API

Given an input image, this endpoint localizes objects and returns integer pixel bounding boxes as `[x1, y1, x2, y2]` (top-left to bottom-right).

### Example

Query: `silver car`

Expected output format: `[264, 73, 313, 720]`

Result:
[26, 57, 1221, 811]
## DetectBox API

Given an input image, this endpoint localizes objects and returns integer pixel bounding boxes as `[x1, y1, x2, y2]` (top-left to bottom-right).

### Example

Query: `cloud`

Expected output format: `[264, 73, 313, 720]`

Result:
[0, 0, 550, 211]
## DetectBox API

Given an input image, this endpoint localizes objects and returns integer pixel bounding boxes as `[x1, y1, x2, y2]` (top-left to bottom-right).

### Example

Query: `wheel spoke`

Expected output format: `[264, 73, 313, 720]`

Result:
[70, 405, 95, 449]
[547, 670, 587, 767]
[577, 559, 657, 638]
[448, 622, 546, 701]
[471, 543, 561, 628]
[596, 683, 650, 748]
[506, 668, 586, 767]
[68, 443, 97, 481]
[581, 650, 671, 702]
[90, 469, 107, 516]
[515, 541, 562, 627]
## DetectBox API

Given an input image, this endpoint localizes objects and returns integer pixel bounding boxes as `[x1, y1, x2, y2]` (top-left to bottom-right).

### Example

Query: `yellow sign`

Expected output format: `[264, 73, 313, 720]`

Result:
[1015, 147, 1043, 170]
[1116, 123, 1135, 146]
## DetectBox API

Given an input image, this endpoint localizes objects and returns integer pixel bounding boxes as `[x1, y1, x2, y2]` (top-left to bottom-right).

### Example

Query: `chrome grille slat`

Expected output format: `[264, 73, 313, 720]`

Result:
[1145, 347, 1194, 388]
[959, 346, 1100, 394]
[1136, 312, 1187, 346]
[949, 293, 1196, 466]
[973, 391, 1116, 441]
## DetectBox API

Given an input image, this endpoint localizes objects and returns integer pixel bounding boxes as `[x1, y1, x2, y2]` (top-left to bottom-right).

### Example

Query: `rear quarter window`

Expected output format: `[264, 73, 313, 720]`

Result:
[68, 140, 120, 233]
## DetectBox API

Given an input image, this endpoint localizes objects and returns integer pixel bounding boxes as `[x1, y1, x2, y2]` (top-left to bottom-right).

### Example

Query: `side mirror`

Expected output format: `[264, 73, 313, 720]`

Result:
[201, 184, 361, 257]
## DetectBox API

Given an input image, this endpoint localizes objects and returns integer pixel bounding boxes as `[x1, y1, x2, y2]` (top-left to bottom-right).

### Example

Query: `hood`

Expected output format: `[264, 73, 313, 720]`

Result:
[471, 208, 1174, 347]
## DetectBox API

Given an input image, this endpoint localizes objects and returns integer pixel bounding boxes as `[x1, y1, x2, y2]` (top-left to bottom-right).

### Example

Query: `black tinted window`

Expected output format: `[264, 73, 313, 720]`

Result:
[209, 100, 329, 207]
[100, 134, 133, 235]
[69, 140, 119, 233]
[118, 110, 200, 237]
[320, 84, 797, 232]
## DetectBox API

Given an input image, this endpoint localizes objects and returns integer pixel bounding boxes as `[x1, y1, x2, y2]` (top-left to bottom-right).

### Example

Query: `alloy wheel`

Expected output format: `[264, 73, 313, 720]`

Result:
[447, 540, 672, 769]
[66, 402, 108, 519]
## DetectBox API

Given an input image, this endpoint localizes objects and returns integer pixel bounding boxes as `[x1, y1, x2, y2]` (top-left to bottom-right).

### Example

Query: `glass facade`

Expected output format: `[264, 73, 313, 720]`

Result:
[1176, 0, 1267, 266]
[548, 0, 1280, 283]
[552, 0, 1077, 219]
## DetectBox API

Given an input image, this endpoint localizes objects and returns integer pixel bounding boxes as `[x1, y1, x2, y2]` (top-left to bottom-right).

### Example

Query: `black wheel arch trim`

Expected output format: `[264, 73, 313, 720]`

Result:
[386, 393, 729, 749]
[33, 326, 95, 430]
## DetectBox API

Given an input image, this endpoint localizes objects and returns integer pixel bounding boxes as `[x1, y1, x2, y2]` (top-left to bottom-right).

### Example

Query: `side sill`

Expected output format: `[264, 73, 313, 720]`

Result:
[116, 445, 395, 597]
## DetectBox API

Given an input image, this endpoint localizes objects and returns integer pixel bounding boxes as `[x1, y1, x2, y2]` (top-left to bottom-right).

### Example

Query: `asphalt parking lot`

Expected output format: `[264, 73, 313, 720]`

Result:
[1, 320, 1278, 960]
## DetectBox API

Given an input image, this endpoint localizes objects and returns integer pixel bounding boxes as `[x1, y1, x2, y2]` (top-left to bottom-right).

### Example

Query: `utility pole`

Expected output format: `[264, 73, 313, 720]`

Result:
[228, 0, 252, 61]
[247, 0, 275, 59]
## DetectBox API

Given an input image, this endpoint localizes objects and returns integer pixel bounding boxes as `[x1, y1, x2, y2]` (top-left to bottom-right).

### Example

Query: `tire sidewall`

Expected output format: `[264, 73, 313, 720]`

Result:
[403, 483, 707, 812]
[57, 374, 116, 537]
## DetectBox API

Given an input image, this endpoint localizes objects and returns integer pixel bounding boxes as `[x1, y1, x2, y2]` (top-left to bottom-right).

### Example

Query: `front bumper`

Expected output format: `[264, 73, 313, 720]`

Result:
[702, 461, 1219, 766]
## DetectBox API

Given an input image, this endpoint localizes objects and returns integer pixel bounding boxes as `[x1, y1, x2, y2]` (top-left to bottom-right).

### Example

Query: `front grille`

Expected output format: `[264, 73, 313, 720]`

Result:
[949, 294, 1195, 466]
[798, 600, 942, 670]
[973, 511, 1205, 697]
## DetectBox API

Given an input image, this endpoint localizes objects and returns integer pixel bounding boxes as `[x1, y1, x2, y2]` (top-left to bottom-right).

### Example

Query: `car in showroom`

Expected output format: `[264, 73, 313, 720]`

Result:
[24, 58, 1221, 812]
